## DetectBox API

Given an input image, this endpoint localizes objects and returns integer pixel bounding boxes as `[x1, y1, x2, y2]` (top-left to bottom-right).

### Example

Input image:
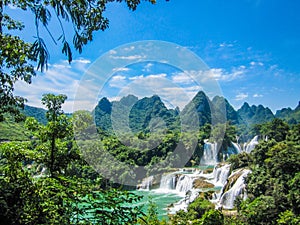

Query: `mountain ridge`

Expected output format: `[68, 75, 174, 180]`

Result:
[21, 92, 300, 131]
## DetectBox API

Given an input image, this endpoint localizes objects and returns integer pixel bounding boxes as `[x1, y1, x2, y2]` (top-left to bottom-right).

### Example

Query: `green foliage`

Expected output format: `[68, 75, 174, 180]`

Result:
[94, 95, 179, 133]
[0, 94, 145, 224]
[73, 110, 97, 140]
[210, 122, 237, 161]
[170, 197, 215, 224]
[0, 33, 36, 119]
[138, 197, 160, 225]
[227, 151, 252, 170]
[196, 209, 224, 225]
[241, 120, 300, 224]
[212, 96, 241, 125]
[25, 94, 73, 178]
[76, 190, 144, 225]
[275, 102, 300, 124]
[181, 91, 212, 126]
[23, 105, 47, 124]
[288, 172, 300, 214]
[239, 196, 278, 225]
[254, 118, 289, 142]
[237, 103, 275, 127]
[0, 142, 36, 225]
[188, 196, 215, 220]
[277, 210, 300, 225]
[94, 97, 113, 131]
[0, 117, 30, 141]
[251, 139, 277, 166]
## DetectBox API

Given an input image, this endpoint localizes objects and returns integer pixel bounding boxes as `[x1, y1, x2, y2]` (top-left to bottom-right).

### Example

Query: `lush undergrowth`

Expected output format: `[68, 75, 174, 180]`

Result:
[1, 95, 299, 224]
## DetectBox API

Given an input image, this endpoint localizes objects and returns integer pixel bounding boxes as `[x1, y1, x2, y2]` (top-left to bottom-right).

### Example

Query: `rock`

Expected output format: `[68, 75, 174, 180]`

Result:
[193, 178, 215, 189]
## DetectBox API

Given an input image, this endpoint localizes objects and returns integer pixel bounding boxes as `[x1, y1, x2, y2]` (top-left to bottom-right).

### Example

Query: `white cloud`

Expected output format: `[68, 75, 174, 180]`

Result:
[172, 72, 196, 84]
[219, 42, 234, 48]
[123, 46, 135, 51]
[109, 75, 127, 88]
[235, 93, 248, 101]
[147, 73, 167, 79]
[174, 66, 246, 84]
[142, 63, 154, 72]
[253, 93, 263, 98]
[14, 58, 90, 112]
[250, 61, 264, 66]
[73, 58, 91, 64]
[112, 67, 130, 72]
[129, 75, 144, 80]
[113, 74, 196, 109]
[109, 50, 117, 55]
[110, 54, 146, 60]
[227, 66, 246, 81]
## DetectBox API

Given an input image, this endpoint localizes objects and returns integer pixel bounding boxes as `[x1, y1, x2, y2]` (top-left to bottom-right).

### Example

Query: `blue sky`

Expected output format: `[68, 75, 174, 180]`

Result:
[11, 0, 300, 112]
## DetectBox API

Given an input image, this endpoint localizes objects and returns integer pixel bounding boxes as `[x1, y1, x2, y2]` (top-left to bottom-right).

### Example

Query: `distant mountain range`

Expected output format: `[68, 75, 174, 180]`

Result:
[92, 91, 300, 132]
[23, 91, 300, 132]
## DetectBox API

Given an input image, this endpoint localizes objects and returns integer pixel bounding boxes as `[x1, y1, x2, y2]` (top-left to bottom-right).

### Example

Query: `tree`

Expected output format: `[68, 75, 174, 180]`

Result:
[256, 118, 289, 142]
[0, 0, 160, 118]
[239, 196, 278, 225]
[138, 197, 160, 225]
[1, 94, 145, 224]
[197, 209, 224, 225]
[26, 93, 73, 177]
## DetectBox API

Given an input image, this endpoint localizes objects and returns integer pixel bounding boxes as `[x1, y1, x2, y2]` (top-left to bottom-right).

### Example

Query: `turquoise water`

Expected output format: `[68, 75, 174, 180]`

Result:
[131, 190, 183, 219]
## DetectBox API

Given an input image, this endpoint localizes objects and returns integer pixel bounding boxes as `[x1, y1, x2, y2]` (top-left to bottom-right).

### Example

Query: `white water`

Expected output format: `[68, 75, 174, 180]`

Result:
[139, 176, 154, 190]
[245, 135, 259, 153]
[159, 173, 177, 191]
[218, 169, 251, 209]
[157, 172, 196, 194]
[201, 140, 219, 165]
[212, 164, 231, 186]
[138, 162, 251, 214]
[176, 175, 194, 193]
[231, 135, 259, 153]
[169, 189, 200, 214]
[200, 164, 231, 187]
[231, 142, 242, 154]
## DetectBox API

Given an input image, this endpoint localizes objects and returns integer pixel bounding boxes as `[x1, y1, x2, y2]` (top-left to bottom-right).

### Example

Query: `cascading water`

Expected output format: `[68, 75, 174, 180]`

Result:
[231, 142, 242, 154]
[219, 169, 251, 209]
[200, 164, 231, 186]
[245, 135, 259, 153]
[212, 164, 231, 186]
[231, 135, 259, 153]
[137, 160, 251, 215]
[159, 173, 177, 191]
[139, 176, 154, 190]
[201, 140, 219, 165]
[175, 175, 194, 193]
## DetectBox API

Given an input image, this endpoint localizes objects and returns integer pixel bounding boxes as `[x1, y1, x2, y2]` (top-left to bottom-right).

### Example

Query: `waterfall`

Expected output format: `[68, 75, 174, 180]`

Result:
[139, 176, 154, 190]
[175, 175, 194, 193]
[245, 135, 259, 153]
[231, 142, 242, 153]
[159, 173, 177, 191]
[212, 164, 231, 186]
[200, 164, 231, 186]
[169, 189, 200, 214]
[219, 169, 251, 209]
[201, 141, 219, 165]
[230, 135, 259, 154]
